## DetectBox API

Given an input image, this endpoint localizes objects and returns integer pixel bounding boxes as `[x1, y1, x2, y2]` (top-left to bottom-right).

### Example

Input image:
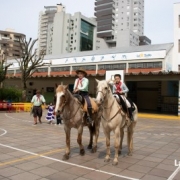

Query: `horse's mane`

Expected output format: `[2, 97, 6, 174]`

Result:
[56, 85, 77, 103]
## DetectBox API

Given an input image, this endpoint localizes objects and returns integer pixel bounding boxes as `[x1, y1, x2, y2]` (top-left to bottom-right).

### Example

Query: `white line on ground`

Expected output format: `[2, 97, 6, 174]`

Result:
[0, 143, 139, 180]
[5, 113, 32, 123]
[167, 165, 180, 180]
[0, 128, 7, 137]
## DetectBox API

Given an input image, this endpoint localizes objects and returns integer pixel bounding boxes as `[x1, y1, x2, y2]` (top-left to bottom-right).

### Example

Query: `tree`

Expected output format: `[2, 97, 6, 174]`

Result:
[16, 37, 48, 90]
[0, 52, 12, 88]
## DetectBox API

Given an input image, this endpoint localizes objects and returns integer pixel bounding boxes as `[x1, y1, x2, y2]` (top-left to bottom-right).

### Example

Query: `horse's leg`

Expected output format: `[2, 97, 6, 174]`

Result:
[77, 125, 85, 156]
[127, 123, 134, 156]
[87, 124, 93, 149]
[119, 127, 124, 155]
[104, 129, 111, 163]
[112, 126, 120, 165]
[62, 126, 71, 160]
[91, 116, 100, 153]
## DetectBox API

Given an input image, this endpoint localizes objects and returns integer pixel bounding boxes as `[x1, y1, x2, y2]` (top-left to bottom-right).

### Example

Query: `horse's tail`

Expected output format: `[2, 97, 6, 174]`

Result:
[132, 103, 138, 123]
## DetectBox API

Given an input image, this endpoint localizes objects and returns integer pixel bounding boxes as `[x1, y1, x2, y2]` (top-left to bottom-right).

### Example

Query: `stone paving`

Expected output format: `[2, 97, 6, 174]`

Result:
[0, 111, 180, 180]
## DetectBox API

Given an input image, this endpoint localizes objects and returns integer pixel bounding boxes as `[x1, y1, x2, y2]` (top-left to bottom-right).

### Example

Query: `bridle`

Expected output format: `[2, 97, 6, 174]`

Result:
[57, 92, 81, 121]
[97, 88, 122, 122]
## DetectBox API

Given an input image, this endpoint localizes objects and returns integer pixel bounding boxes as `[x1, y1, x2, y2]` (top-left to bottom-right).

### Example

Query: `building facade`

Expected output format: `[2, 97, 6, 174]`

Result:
[173, 3, 180, 72]
[0, 29, 25, 60]
[6, 43, 180, 115]
[37, 4, 97, 55]
[95, 0, 150, 49]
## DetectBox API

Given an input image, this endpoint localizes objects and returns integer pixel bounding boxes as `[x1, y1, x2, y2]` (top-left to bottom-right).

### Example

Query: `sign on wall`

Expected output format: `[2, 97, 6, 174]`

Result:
[105, 70, 124, 82]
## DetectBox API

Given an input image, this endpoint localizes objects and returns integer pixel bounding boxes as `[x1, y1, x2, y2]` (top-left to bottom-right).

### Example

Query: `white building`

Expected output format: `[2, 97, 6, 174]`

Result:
[37, 4, 97, 55]
[173, 2, 180, 71]
[95, 0, 151, 49]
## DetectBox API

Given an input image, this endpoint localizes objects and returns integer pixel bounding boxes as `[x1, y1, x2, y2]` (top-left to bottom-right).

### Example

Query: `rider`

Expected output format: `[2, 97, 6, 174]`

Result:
[73, 68, 93, 124]
[110, 74, 134, 121]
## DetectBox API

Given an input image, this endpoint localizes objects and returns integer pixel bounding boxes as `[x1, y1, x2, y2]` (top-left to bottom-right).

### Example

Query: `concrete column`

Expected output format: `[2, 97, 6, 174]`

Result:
[178, 80, 180, 116]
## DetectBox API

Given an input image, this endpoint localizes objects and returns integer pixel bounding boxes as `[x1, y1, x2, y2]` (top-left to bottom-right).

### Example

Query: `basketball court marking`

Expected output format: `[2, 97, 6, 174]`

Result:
[0, 128, 7, 137]
[0, 143, 139, 180]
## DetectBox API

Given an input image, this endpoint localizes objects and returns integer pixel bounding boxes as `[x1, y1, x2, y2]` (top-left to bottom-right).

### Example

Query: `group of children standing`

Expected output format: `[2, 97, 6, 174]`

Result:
[45, 103, 62, 125]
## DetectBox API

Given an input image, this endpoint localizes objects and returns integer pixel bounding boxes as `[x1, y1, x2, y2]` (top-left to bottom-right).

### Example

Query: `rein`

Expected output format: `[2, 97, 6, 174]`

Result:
[100, 92, 122, 122]
[101, 107, 121, 122]
[59, 95, 81, 121]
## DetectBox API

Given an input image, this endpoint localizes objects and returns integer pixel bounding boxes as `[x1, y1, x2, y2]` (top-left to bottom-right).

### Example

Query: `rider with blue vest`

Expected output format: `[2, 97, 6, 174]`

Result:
[110, 74, 134, 121]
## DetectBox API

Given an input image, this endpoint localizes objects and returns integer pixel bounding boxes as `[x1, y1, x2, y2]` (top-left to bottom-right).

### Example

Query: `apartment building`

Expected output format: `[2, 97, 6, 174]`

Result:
[0, 29, 25, 60]
[95, 0, 151, 48]
[37, 4, 97, 55]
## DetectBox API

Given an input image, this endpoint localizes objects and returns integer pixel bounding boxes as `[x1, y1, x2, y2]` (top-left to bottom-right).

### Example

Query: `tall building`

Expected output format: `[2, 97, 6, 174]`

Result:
[0, 29, 25, 60]
[37, 5, 60, 55]
[37, 4, 97, 55]
[95, 0, 150, 48]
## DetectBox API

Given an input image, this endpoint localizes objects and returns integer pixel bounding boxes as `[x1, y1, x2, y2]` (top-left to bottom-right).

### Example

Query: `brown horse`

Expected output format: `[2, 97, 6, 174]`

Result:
[55, 85, 101, 160]
[95, 79, 138, 165]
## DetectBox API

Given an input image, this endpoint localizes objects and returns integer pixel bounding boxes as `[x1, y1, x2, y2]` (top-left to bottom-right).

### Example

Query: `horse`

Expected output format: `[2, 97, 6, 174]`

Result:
[55, 85, 101, 160]
[95, 79, 138, 165]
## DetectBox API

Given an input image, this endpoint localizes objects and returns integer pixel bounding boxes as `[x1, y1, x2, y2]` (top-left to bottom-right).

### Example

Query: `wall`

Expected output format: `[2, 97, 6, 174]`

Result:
[136, 81, 159, 111]
[173, 3, 180, 71]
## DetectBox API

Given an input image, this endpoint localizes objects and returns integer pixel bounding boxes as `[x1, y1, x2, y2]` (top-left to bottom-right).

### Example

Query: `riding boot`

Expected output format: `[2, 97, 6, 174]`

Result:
[87, 108, 93, 124]
[128, 108, 134, 121]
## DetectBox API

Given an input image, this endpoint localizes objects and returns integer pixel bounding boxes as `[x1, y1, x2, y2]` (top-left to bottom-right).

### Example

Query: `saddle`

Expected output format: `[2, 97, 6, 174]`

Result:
[73, 94, 98, 113]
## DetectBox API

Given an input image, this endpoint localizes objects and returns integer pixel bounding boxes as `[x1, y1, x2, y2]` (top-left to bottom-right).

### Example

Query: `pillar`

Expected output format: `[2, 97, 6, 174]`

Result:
[178, 81, 180, 116]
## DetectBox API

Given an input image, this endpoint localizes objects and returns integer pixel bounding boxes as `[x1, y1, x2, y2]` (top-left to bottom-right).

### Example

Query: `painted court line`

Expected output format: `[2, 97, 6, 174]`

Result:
[167, 165, 180, 180]
[0, 143, 139, 180]
[5, 113, 31, 123]
[0, 128, 7, 137]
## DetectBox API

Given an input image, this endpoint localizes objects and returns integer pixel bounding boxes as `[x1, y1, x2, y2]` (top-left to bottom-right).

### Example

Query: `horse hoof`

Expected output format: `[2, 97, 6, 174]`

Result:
[104, 158, 110, 163]
[112, 161, 118, 166]
[80, 149, 85, 156]
[62, 154, 69, 160]
[128, 152, 132, 156]
[91, 147, 97, 153]
[87, 144, 92, 149]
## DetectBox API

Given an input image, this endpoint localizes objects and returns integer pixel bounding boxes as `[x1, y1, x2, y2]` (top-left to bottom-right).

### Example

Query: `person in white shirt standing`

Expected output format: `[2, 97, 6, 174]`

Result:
[73, 68, 92, 124]
[31, 89, 46, 125]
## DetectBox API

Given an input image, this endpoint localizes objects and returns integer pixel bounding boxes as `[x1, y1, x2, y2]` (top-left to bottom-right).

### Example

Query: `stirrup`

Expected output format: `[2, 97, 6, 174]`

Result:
[87, 116, 92, 124]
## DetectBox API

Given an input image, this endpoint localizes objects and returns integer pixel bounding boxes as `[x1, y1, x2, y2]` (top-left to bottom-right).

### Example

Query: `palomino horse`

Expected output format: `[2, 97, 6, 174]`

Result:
[95, 79, 138, 165]
[55, 85, 101, 160]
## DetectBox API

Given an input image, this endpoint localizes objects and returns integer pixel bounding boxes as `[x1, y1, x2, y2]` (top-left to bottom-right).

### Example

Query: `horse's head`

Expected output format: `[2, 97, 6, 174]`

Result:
[55, 85, 69, 114]
[95, 79, 111, 105]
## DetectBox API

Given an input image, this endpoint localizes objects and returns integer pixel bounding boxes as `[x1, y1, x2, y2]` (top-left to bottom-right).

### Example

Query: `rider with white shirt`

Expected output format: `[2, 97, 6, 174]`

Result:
[73, 68, 92, 124]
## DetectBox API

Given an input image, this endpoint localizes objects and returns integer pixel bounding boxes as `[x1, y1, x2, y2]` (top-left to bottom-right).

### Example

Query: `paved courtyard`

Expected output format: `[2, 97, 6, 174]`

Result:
[0, 111, 180, 180]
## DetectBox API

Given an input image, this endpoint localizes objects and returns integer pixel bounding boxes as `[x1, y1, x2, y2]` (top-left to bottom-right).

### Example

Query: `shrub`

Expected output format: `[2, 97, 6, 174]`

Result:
[0, 87, 21, 102]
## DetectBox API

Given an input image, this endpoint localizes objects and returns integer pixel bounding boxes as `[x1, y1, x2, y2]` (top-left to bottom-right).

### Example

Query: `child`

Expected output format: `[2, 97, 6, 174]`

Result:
[45, 103, 55, 124]
[55, 110, 62, 125]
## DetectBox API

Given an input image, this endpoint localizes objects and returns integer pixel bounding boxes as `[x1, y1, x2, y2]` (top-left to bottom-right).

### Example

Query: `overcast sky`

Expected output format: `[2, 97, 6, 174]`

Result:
[0, 0, 179, 45]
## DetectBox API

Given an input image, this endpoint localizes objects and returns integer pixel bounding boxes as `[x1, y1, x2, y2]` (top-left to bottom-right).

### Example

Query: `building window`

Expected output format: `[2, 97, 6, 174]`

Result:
[98, 64, 126, 70]
[37, 68, 48, 72]
[179, 40, 180, 52]
[51, 66, 70, 72]
[80, 20, 94, 51]
[129, 62, 162, 69]
[73, 65, 96, 71]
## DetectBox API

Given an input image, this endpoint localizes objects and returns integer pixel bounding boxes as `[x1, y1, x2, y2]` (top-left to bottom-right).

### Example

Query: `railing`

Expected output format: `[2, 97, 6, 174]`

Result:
[0, 102, 45, 113]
